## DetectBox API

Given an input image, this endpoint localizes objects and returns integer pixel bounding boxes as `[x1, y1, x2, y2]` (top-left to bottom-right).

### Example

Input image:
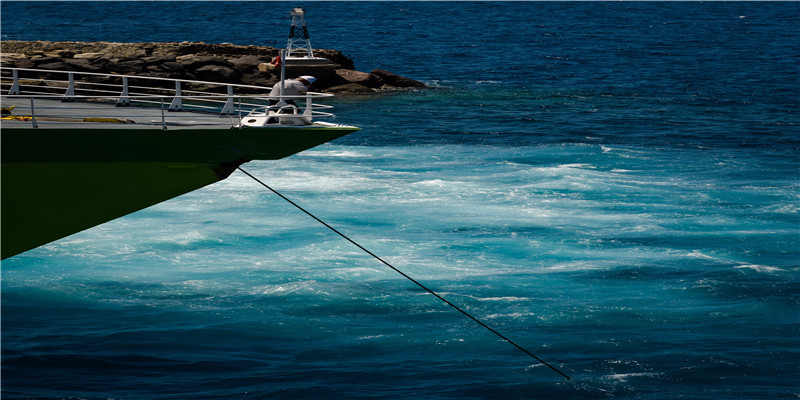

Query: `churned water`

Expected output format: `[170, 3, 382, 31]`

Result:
[2, 2, 799, 399]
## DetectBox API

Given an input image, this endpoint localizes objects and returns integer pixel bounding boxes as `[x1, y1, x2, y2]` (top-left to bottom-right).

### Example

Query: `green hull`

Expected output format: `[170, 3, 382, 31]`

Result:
[1, 126, 358, 258]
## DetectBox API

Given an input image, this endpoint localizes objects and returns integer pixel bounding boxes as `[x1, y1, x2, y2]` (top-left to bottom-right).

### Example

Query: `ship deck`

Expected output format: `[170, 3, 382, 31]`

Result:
[1, 96, 242, 130]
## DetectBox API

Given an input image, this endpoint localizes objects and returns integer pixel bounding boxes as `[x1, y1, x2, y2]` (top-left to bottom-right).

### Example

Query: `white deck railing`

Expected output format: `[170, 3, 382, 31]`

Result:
[0, 67, 336, 129]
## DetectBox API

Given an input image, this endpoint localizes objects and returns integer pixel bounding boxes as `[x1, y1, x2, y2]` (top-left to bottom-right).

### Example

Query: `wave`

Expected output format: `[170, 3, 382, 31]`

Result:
[733, 264, 783, 274]
[604, 372, 663, 382]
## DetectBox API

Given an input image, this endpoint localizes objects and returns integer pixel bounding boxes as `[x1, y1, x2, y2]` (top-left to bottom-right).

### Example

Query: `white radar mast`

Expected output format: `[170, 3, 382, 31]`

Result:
[286, 7, 314, 59]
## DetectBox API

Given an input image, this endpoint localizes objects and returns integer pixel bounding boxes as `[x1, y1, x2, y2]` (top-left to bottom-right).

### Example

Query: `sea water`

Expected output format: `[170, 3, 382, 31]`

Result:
[1, 2, 798, 399]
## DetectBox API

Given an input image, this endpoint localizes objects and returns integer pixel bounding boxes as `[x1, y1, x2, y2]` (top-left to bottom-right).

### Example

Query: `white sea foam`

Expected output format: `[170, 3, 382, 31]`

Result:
[253, 281, 320, 296]
[557, 163, 595, 169]
[485, 312, 537, 320]
[544, 262, 608, 273]
[298, 149, 372, 158]
[410, 179, 452, 188]
[358, 334, 388, 340]
[605, 372, 660, 382]
[761, 203, 800, 215]
[474, 296, 531, 302]
[687, 250, 720, 261]
[734, 264, 782, 274]
[686, 251, 786, 274]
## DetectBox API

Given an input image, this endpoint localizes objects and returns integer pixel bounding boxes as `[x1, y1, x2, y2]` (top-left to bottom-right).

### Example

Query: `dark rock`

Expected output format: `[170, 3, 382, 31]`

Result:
[372, 68, 425, 88]
[141, 44, 156, 56]
[36, 61, 73, 71]
[193, 64, 242, 83]
[158, 62, 186, 73]
[64, 58, 106, 73]
[107, 58, 147, 74]
[73, 52, 104, 59]
[45, 50, 75, 58]
[11, 58, 35, 69]
[177, 55, 232, 70]
[230, 55, 267, 70]
[335, 69, 384, 89]
[142, 55, 176, 65]
[90, 57, 111, 69]
[30, 56, 64, 66]
[324, 83, 374, 94]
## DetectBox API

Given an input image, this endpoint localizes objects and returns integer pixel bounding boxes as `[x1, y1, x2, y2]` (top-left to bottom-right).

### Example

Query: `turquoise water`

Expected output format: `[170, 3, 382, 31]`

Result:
[2, 2, 799, 399]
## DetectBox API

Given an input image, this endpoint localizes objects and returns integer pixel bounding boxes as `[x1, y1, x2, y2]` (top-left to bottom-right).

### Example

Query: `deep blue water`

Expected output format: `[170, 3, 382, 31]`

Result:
[2, 2, 799, 399]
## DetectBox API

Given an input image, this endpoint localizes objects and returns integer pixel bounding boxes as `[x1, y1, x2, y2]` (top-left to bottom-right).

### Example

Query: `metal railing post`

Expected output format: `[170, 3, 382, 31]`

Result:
[30, 97, 38, 128]
[303, 93, 313, 117]
[62, 72, 76, 102]
[221, 85, 235, 115]
[116, 76, 130, 107]
[237, 98, 243, 129]
[9, 69, 20, 95]
[160, 98, 167, 130]
[169, 81, 182, 111]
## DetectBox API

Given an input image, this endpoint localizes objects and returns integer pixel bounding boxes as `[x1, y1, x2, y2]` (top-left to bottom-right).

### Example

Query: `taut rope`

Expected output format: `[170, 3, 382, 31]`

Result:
[238, 166, 571, 381]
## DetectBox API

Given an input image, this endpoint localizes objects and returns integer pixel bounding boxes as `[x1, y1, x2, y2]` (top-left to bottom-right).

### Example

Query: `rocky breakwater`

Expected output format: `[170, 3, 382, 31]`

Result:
[0, 40, 425, 94]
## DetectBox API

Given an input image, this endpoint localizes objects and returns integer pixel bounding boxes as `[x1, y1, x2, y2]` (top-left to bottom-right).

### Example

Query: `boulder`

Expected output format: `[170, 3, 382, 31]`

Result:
[335, 69, 383, 89]
[30, 56, 63, 65]
[372, 68, 425, 88]
[230, 55, 266, 70]
[107, 58, 147, 74]
[103, 45, 148, 59]
[142, 55, 177, 65]
[176, 55, 232, 70]
[0, 53, 27, 68]
[90, 57, 111, 69]
[73, 52, 104, 59]
[192, 64, 242, 83]
[10, 58, 35, 69]
[64, 58, 107, 73]
[44, 50, 75, 58]
[30, 57, 71, 71]
[158, 61, 186, 73]
[324, 83, 374, 94]
[1, 52, 28, 60]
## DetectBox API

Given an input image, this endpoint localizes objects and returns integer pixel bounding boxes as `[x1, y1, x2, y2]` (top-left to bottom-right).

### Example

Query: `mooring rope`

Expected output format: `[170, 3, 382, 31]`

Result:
[237, 166, 571, 381]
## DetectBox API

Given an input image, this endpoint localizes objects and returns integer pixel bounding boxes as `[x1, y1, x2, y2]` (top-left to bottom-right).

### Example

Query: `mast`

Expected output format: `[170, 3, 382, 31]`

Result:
[286, 7, 314, 59]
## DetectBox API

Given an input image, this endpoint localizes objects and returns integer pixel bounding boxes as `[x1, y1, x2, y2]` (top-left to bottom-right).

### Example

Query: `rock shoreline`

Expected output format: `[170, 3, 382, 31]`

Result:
[0, 40, 425, 94]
